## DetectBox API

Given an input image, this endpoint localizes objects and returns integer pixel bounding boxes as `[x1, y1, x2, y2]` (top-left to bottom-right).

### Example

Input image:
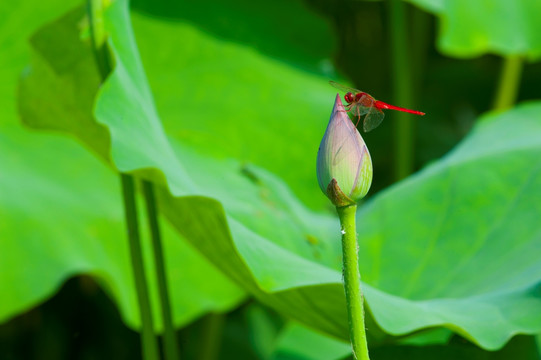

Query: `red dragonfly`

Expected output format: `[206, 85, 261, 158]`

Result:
[330, 81, 425, 132]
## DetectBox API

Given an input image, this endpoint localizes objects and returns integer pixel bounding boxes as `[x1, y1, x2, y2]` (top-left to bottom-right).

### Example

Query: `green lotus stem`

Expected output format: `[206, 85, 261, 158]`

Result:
[142, 180, 180, 360]
[410, 6, 430, 95]
[86, 1, 159, 359]
[388, 0, 414, 181]
[121, 175, 160, 360]
[85, 0, 110, 79]
[198, 313, 225, 360]
[336, 204, 370, 360]
[493, 55, 523, 110]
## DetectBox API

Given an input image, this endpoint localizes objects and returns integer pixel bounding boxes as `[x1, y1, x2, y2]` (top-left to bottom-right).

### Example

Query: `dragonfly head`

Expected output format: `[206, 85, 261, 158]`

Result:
[344, 92, 354, 104]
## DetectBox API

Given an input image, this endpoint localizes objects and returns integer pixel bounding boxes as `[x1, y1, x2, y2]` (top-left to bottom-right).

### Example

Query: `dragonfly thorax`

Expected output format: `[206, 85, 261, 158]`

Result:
[354, 92, 366, 102]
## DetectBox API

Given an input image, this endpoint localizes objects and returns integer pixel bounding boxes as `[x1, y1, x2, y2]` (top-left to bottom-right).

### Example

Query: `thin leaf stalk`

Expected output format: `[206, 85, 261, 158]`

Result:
[493, 55, 523, 111]
[142, 180, 180, 360]
[388, 0, 414, 181]
[336, 204, 370, 360]
[86, 1, 159, 359]
[120, 175, 160, 360]
[198, 313, 226, 360]
[410, 6, 430, 97]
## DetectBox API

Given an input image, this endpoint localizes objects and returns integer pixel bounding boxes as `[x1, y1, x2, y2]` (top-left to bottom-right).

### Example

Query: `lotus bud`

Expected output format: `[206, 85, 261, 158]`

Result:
[317, 94, 373, 207]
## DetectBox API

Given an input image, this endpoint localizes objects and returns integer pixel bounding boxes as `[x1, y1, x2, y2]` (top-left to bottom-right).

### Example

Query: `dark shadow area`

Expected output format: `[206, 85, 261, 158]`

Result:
[368, 334, 540, 360]
[0, 278, 280, 360]
[0, 276, 140, 360]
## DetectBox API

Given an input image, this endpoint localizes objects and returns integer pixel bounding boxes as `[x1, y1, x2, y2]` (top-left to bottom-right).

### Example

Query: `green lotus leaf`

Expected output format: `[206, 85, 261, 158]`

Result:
[0, 0, 243, 330]
[408, 0, 541, 59]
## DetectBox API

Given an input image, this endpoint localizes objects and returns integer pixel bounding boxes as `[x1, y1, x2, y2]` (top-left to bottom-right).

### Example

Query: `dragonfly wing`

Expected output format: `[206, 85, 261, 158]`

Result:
[350, 103, 369, 117]
[344, 94, 370, 127]
[363, 106, 385, 132]
[346, 103, 366, 128]
[329, 81, 361, 94]
[356, 94, 372, 116]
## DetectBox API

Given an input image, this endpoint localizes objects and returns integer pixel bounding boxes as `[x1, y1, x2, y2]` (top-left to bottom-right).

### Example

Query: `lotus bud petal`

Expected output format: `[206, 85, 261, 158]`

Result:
[317, 94, 373, 206]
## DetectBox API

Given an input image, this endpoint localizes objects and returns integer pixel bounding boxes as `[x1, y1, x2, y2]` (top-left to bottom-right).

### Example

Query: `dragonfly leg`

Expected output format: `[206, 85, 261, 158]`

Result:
[354, 107, 362, 129]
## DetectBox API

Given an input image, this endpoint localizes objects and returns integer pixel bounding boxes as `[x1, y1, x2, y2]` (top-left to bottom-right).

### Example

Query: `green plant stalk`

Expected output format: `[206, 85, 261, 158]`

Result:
[493, 55, 523, 111]
[121, 175, 160, 360]
[85, 0, 110, 79]
[86, 1, 159, 359]
[336, 205, 369, 360]
[198, 313, 225, 360]
[142, 180, 180, 360]
[388, 0, 414, 181]
[410, 6, 430, 97]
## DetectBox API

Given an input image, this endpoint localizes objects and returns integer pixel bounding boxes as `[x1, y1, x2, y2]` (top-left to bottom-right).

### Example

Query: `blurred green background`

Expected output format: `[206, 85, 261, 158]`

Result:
[1, 0, 541, 359]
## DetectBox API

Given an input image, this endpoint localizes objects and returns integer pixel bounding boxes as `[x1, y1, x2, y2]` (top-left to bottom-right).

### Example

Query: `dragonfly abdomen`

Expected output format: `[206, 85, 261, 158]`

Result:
[374, 100, 425, 115]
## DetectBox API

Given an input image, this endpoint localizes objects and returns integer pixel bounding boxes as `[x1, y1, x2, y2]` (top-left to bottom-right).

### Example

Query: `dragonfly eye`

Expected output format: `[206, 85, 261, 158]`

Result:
[344, 93, 354, 103]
